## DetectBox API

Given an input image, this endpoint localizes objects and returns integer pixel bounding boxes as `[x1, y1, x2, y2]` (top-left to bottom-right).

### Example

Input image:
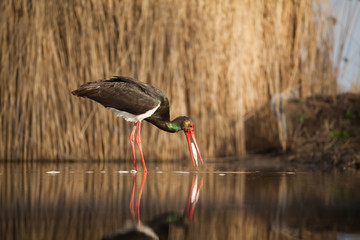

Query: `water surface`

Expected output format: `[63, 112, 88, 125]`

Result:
[1, 160, 360, 239]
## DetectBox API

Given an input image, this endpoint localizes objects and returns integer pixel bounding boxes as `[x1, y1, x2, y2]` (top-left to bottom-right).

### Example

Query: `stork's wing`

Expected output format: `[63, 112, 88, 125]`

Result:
[72, 78, 160, 116]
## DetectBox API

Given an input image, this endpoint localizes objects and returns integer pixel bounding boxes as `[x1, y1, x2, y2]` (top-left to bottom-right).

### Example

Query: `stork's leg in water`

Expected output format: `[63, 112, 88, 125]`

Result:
[129, 123, 137, 171]
[135, 121, 147, 173]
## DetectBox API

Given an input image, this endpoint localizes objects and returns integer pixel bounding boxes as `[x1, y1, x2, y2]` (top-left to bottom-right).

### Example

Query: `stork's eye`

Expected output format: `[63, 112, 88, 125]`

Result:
[189, 124, 193, 129]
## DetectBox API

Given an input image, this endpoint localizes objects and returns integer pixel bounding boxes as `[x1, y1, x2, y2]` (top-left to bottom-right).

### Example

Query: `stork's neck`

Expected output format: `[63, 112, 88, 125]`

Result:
[145, 117, 184, 133]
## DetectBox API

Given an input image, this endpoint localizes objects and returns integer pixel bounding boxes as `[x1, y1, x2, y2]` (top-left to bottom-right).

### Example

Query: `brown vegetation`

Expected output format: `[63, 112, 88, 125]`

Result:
[0, 0, 337, 162]
[285, 93, 360, 168]
[245, 93, 360, 168]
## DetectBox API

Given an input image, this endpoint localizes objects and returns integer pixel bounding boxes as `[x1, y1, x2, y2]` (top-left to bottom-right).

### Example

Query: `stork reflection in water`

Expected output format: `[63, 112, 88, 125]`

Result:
[103, 174, 203, 240]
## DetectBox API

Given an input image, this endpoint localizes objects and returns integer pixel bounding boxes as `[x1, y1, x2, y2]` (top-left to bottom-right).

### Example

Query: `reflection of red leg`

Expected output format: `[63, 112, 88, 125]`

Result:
[135, 121, 147, 173]
[129, 173, 136, 221]
[130, 123, 137, 171]
[136, 173, 147, 223]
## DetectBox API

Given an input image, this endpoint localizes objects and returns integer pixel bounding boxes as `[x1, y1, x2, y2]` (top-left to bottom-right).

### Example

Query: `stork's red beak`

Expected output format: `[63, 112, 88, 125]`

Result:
[185, 129, 204, 166]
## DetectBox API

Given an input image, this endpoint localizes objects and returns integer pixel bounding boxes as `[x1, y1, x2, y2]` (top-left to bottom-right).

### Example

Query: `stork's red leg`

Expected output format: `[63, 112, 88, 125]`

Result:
[130, 123, 137, 171]
[135, 121, 147, 173]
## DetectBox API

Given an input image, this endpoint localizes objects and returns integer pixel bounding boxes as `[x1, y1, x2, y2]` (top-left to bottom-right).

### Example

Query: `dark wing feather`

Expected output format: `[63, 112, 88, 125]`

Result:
[106, 76, 171, 121]
[72, 77, 161, 116]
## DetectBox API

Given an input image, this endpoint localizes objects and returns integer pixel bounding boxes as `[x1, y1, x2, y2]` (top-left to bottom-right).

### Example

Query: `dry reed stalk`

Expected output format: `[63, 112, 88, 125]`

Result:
[0, 0, 337, 162]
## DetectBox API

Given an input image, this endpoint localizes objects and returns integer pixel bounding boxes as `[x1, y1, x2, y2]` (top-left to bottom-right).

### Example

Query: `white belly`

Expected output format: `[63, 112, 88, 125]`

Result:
[109, 104, 160, 122]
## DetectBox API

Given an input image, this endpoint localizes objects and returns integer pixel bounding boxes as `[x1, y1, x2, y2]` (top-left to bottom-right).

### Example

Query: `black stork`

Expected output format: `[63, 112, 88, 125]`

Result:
[72, 76, 203, 172]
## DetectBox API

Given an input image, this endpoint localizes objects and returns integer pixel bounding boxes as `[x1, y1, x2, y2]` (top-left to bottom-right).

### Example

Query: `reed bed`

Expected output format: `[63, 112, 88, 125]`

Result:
[0, 0, 337, 161]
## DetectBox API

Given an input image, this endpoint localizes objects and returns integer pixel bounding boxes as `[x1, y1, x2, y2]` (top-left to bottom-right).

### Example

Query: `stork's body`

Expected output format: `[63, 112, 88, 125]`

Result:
[72, 76, 203, 172]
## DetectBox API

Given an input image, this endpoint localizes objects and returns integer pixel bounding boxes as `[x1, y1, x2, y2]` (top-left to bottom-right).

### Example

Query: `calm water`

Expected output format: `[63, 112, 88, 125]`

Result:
[1, 159, 360, 240]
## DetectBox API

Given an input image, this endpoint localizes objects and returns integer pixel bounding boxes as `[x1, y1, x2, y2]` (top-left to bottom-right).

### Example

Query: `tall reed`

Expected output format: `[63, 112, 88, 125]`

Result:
[0, 0, 337, 161]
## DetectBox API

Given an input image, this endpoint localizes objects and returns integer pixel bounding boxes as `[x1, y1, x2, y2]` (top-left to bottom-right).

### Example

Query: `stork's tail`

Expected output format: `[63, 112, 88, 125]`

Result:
[72, 82, 100, 97]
